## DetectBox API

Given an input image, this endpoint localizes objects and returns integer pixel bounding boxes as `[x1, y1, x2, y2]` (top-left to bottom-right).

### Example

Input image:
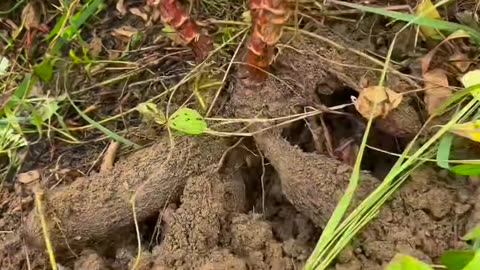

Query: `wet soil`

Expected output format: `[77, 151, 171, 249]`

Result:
[1, 7, 479, 270]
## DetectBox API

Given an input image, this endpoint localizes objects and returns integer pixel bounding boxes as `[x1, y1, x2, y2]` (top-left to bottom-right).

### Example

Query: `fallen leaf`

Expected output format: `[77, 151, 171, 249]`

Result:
[449, 121, 480, 143]
[461, 70, 480, 88]
[21, 2, 40, 30]
[0, 55, 9, 76]
[450, 52, 472, 72]
[420, 30, 470, 73]
[17, 170, 40, 184]
[354, 86, 403, 119]
[112, 26, 138, 41]
[423, 68, 452, 115]
[129, 7, 149, 22]
[136, 102, 166, 125]
[460, 70, 480, 99]
[116, 0, 127, 16]
[88, 34, 103, 57]
[416, 0, 441, 39]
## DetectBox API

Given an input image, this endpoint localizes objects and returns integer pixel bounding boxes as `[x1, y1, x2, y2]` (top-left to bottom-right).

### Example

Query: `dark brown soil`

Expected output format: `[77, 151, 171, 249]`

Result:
[1, 5, 479, 270]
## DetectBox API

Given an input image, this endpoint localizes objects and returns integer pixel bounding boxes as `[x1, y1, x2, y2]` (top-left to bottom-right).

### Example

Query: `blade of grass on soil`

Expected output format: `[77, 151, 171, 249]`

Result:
[67, 95, 139, 148]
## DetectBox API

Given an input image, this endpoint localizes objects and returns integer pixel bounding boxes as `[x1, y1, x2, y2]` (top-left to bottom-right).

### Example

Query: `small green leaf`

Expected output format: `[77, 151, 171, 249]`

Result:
[463, 251, 480, 270]
[38, 98, 60, 122]
[34, 59, 53, 81]
[386, 254, 434, 270]
[135, 102, 166, 125]
[450, 164, 480, 176]
[168, 108, 207, 135]
[441, 250, 475, 270]
[463, 225, 480, 241]
[437, 133, 454, 169]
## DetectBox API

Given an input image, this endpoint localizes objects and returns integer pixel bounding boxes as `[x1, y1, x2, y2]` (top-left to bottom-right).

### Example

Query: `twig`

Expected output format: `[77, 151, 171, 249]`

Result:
[34, 187, 57, 270]
[100, 141, 120, 173]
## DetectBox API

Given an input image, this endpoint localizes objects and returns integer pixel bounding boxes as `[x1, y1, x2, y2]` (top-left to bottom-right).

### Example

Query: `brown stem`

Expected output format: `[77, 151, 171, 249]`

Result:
[149, 0, 213, 62]
[246, 0, 289, 81]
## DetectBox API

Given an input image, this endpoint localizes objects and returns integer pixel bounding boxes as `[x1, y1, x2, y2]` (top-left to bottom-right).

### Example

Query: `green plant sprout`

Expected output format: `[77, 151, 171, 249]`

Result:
[385, 224, 480, 270]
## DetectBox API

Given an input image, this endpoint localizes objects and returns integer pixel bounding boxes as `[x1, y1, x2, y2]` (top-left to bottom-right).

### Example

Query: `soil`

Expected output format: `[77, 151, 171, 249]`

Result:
[1, 2, 479, 270]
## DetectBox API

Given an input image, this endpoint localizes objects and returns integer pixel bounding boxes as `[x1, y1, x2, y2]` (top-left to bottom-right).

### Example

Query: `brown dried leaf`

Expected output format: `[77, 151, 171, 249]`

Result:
[116, 0, 127, 16]
[129, 7, 149, 22]
[17, 170, 40, 184]
[423, 68, 451, 115]
[21, 2, 40, 30]
[450, 52, 472, 72]
[355, 86, 403, 119]
[112, 26, 138, 41]
[88, 34, 103, 57]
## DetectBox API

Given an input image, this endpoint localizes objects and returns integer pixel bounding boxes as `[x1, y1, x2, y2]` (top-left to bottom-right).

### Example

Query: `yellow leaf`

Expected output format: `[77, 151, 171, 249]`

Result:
[135, 102, 166, 125]
[461, 70, 480, 100]
[461, 70, 480, 88]
[354, 86, 402, 119]
[449, 121, 480, 143]
[423, 68, 451, 115]
[416, 0, 442, 39]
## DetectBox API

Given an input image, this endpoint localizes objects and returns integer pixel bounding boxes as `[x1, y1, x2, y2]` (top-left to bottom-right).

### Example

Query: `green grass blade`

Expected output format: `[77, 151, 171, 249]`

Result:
[305, 101, 377, 269]
[328, 0, 480, 43]
[67, 95, 139, 148]
[436, 133, 454, 169]
[5, 74, 33, 110]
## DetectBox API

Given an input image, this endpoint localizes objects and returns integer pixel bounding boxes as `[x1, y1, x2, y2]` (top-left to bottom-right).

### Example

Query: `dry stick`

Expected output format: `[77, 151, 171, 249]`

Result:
[100, 141, 120, 173]
[34, 189, 57, 270]
[130, 199, 142, 270]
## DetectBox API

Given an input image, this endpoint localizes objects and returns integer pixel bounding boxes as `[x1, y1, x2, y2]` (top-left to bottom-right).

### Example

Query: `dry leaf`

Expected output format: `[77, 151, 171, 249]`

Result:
[129, 7, 149, 22]
[461, 70, 480, 88]
[450, 52, 472, 72]
[416, 0, 441, 38]
[420, 30, 470, 73]
[355, 86, 402, 119]
[116, 0, 127, 16]
[88, 34, 103, 57]
[112, 26, 138, 41]
[449, 121, 480, 143]
[21, 2, 40, 30]
[423, 68, 451, 115]
[17, 170, 40, 184]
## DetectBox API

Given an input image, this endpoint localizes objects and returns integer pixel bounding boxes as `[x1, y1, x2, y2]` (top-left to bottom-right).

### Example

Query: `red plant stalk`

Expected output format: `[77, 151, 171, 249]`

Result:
[147, 0, 213, 61]
[246, 0, 289, 81]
